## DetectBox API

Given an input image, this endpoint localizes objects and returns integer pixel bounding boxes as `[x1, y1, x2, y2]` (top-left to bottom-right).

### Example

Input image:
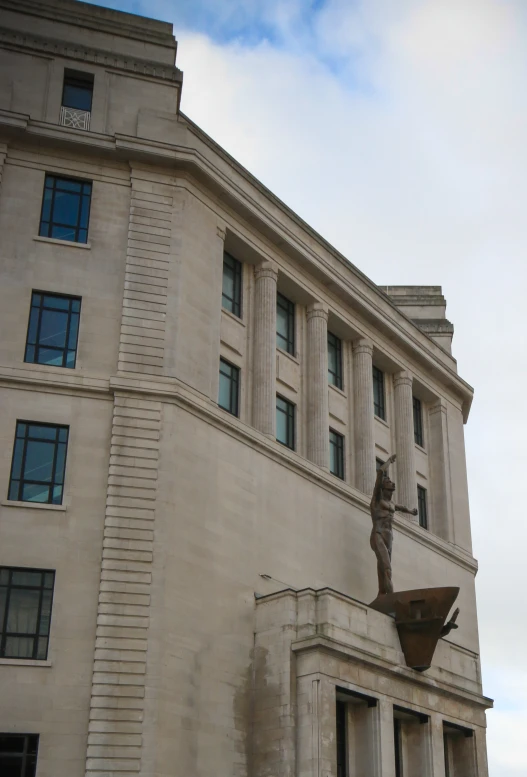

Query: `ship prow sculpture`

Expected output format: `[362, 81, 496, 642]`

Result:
[368, 454, 460, 672]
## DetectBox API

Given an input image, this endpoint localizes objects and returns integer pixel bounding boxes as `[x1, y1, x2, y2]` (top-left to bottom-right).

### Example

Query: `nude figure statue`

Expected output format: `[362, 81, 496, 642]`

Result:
[370, 454, 418, 597]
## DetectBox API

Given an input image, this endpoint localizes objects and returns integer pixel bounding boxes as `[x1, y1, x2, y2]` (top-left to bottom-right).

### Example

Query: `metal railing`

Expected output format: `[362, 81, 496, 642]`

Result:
[59, 105, 91, 131]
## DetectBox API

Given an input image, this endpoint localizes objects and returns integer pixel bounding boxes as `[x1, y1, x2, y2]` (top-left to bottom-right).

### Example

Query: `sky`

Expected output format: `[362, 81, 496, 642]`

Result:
[98, 0, 525, 771]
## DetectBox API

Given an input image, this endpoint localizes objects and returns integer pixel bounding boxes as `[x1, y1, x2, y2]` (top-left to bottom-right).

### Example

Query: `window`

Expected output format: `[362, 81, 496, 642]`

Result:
[8, 422, 69, 505]
[222, 252, 242, 317]
[413, 396, 424, 447]
[393, 718, 403, 777]
[276, 395, 295, 449]
[328, 331, 343, 389]
[39, 174, 92, 243]
[218, 359, 240, 416]
[443, 722, 474, 776]
[0, 567, 55, 660]
[24, 292, 81, 369]
[417, 485, 428, 529]
[276, 293, 295, 355]
[330, 430, 345, 479]
[0, 734, 39, 777]
[336, 700, 347, 777]
[60, 69, 93, 130]
[372, 366, 385, 420]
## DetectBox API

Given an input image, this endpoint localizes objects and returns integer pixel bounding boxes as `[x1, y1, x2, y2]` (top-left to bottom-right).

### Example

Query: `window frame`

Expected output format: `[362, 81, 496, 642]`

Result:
[372, 366, 386, 420]
[24, 291, 81, 369]
[62, 69, 94, 112]
[0, 733, 39, 777]
[328, 331, 343, 390]
[222, 251, 242, 318]
[38, 174, 92, 244]
[417, 484, 428, 530]
[413, 396, 424, 447]
[218, 358, 240, 417]
[276, 292, 295, 355]
[0, 567, 55, 661]
[329, 429, 345, 480]
[8, 421, 69, 505]
[276, 395, 295, 450]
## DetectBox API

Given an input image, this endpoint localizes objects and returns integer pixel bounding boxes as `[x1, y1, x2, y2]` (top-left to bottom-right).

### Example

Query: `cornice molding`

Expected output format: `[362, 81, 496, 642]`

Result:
[0, 25, 182, 83]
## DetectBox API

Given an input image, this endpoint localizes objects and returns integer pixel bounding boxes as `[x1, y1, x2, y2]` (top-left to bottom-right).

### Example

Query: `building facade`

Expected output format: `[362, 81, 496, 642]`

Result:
[0, 1, 491, 776]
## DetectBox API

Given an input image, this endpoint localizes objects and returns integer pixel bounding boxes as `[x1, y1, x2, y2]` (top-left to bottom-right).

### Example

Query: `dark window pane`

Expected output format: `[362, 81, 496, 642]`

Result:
[39, 590, 53, 636]
[16, 424, 27, 438]
[1, 567, 54, 661]
[1, 755, 23, 777]
[329, 430, 344, 479]
[4, 636, 34, 658]
[373, 366, 385, 420]
[26, 309, 39, 345]
[38, 348, 64, 367]
[0, 589, 6, 633]
[8, 422, 69, 505]
[25, 292, 81, 369]
[39, 175, 92, 244]
[276, 293, 295, 355]
[328, 332, 343, 389]
[417, 486, 428, 530]
[63, 82, 92, 111]
[218, 359, 239, 416]
[222, 253, 242, 317]
[68, 314, 79, 349]
[413, 396, 424, 447]
[39, 310, 68, 348]
[6, 589, 39, 634]
[11, 571, 42, 587]
[276, 396, 294, 449]
[0, 735, 26, 752]
[37, 637, 49, 660]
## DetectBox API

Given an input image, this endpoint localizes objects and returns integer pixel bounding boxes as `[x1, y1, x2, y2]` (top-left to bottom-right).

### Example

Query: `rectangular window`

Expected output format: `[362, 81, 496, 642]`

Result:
[372, 366, 385, 420]
[328, 331, 343, 389]
[0, 567, 55, 660]
[417, 485, 428, 530]
[8, 422, 69, 505]
[276, 293, 295, 355]
[218, 359, 240, 417]
[276, 395, 295, 449]
[0, 734, 39, 777]
[39, 174, 92, 244]
[329, 429, 345, 480]
[413, 396, 424, 447]
[24, 292, 81, 369]
[393, 718, 403, 777]
[336, 700, 347, 777]
[222, 252, 242, 318]
[60, 70, 93, 130]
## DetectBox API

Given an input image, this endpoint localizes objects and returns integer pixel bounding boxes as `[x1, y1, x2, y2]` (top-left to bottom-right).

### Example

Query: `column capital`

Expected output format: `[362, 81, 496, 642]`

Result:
[306, 301, 329, 322]
[254, 260, 278, 282]
[352, 337, 373, 356]
[429, 397, 447, 417]
[216, 224, 227, 241]
[393, 370, 413, 389]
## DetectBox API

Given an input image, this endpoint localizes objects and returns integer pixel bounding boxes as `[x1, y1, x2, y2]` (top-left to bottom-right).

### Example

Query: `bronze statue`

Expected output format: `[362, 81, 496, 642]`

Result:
[370, 454, 418, 597]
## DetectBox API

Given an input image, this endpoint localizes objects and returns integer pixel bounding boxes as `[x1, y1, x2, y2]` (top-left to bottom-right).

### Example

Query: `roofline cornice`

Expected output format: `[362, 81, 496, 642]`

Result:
[0, 110, 473, 418]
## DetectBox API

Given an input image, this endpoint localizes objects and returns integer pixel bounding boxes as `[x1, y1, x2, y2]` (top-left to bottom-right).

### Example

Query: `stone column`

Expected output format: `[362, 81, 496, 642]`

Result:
[429, 398, 453, 542]
[252, 260, 278, 438]
[393, 371, 418, 517]
[377, 697, 396, 776]
[306, 302, 329, 469]
[352, 338, 376, 494]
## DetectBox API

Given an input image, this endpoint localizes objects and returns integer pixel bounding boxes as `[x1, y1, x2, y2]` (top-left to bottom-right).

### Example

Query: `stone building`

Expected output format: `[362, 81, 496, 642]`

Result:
[0, 1, 491, 776]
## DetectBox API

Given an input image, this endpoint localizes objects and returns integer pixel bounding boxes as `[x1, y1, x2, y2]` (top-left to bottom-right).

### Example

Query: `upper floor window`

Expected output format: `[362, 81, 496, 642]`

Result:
[0, 734, 39, 777]
[222, 252, 242, 318]
[8, 422, 69, 505]
[329, 429, 345, 479]
[372, 366, 385, 420]
[39, 175, 92, 244]
[0, 567, 55, 660]
[413, 396, 424, 447]
[276, 293, 295, 355]
[328, 332, 343, 389]
[276, 395, 295, 449]
[25, 292, 81, 369]
[218, 358, 240, 417]
[60, 69, 93, 130]
[417, 485, 428, 530]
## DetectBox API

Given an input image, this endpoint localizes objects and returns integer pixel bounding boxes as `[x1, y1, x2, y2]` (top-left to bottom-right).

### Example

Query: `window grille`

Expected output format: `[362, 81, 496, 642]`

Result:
[8, 422, 69, 505]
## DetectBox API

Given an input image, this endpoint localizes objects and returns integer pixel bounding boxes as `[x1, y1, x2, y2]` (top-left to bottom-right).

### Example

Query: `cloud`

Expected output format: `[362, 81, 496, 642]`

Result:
[99, 0, 527, 770]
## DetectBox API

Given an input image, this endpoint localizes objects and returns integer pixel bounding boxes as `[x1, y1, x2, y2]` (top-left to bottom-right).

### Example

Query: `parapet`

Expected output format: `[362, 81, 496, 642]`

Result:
[380, 285, 454, 354]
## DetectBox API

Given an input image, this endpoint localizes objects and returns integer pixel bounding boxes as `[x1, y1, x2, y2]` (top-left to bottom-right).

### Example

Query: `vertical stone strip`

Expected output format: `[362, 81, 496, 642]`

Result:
[252, 261, 278, 438]
[86, 395, 160, 776]
[393, 371, 418, 517]
[306, 302, 329, 469]
[428, 399, 453, 541]
[119, 168, 174, 376]
[352, 338, 375, 494]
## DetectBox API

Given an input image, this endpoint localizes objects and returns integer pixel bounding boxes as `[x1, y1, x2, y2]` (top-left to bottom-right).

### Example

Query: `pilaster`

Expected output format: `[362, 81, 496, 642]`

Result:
[252, 261, 278, 437]
[393, 370, 418, 516]
[306, 302, 329, 469]
[429, 399, 454, 541]
[352, 338, 375, 494]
